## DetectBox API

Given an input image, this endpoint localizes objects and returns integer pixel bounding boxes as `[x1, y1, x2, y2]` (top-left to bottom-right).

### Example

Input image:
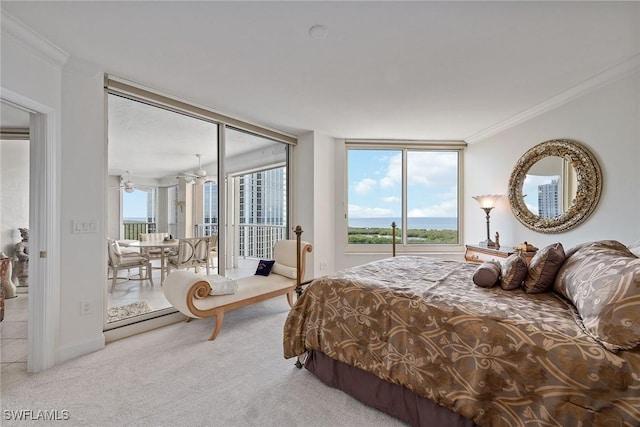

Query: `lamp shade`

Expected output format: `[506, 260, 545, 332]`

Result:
[472, 194, 502, 209]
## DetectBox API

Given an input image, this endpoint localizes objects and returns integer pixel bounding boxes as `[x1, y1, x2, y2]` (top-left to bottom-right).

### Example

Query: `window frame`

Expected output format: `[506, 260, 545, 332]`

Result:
[344, 140, 465, 254]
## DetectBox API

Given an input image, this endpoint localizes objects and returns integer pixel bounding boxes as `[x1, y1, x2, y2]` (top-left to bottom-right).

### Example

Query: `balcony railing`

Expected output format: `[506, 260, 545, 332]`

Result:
[123, 222, 156, 240]
[195, 223, 219, 237]
[194, 223, 287, 259]
[238, 224, 287, 259]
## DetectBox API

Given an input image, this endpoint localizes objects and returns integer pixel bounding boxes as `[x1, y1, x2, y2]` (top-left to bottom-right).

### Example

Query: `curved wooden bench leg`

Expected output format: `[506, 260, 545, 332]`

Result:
[208, 311, 224, 341]
[185, 317, 192, 323]
[286, 291, 295, 308]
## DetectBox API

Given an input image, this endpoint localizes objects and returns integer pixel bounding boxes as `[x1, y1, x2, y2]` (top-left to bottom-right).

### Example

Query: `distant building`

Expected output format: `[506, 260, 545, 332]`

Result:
[238, 167, 287, 258]
[538, 179, 559, 218]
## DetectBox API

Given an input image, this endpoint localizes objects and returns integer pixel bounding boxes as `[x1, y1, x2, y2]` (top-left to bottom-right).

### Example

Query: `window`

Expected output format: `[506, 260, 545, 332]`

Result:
[346, 143, 463, 251]
[122, 188, 157, 239]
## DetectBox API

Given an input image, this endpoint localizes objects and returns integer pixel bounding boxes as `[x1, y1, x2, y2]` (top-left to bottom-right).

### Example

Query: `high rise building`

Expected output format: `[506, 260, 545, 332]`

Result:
[238, 167, 287, 258]
[538, 179, 559, 218]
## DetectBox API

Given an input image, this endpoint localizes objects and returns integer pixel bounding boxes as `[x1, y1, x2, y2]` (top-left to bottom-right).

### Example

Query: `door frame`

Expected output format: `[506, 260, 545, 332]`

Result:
[1, 88, 59, 372]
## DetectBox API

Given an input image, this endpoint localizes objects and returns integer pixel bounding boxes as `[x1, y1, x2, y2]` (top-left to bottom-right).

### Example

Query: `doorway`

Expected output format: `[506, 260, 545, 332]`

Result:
[0, 101, 30, 374]
[0, 90, 59, 373]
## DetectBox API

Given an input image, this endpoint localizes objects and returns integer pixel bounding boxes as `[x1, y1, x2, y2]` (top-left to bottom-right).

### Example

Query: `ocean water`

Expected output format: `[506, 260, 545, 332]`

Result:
[349, 217, 457, 230]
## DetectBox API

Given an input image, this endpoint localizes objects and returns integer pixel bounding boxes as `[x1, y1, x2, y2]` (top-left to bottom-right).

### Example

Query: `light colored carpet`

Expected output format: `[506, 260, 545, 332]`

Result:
[106, 300, 152, 323]
[1, 298, 406, 426]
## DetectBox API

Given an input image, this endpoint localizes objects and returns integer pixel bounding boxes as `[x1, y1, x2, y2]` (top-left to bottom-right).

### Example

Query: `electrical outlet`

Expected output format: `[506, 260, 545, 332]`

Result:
[319, 261, 327, 271]
[80, 301, 92, 315]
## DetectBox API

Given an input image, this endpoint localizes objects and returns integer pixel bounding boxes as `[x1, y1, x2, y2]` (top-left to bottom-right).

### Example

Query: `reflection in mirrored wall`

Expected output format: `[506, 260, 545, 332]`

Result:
[522, 156, 577, 219]
[105, 89, 291, 328]
[508, 139, 602, 234]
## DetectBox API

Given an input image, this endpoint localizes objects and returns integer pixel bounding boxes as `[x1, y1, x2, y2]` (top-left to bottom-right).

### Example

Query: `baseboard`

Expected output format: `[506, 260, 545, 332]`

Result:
[55, 334, 105, 365]
[104, 311, 187, 343]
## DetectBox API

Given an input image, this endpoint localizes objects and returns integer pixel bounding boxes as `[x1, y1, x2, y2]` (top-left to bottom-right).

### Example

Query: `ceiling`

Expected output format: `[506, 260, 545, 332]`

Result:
[2, 1, 639, 175]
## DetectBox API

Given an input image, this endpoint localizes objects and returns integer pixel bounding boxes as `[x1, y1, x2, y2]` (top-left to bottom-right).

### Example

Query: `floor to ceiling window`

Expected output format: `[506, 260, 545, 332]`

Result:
[223, 127, 289, 274]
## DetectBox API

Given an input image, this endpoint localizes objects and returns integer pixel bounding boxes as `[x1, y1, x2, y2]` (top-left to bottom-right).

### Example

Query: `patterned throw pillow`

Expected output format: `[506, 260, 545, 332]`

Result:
[554, 240, 640, 351]
[472, 260, 501, 288]
[500, 253, 528, 290]
[255, 259, 275, 276]
[523, 243, 565, 293]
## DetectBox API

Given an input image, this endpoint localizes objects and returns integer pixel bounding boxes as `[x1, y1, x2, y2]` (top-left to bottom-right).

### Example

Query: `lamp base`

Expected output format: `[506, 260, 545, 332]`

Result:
[478, 239, 497, 248]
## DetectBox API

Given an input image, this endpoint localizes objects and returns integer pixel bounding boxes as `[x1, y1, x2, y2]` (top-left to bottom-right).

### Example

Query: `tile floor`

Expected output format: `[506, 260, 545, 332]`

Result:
[1, 289, 28, 376]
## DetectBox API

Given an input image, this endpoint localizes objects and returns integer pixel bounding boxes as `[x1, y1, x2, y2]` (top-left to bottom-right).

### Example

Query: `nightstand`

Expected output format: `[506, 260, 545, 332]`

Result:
[465, 244, 536, 265]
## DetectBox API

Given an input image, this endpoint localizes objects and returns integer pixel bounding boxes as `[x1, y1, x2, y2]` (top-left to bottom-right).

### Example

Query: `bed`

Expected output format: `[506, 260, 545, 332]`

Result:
[283, 241, 640, 426]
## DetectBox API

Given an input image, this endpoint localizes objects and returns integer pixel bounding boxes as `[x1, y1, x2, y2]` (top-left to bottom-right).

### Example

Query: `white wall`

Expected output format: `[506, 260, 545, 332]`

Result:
[56, 58, 106, 361]
[331, 72, 640, 270]
[0, 139, 29, 256]
[465, 71, 640, 251]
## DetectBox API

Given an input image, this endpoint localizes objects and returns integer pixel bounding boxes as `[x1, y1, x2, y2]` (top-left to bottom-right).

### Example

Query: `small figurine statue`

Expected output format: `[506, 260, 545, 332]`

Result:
[14, 228, 29, 287]
[494, 231, 500, 249]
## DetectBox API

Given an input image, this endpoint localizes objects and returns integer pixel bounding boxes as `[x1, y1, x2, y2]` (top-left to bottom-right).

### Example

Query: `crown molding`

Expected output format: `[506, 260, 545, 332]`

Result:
[465, 54, 640, 144]
[1, 10, 69, 69]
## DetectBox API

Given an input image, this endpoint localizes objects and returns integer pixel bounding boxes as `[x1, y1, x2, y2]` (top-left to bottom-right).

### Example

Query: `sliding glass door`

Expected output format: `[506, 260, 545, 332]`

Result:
[223, 127, 288, 278]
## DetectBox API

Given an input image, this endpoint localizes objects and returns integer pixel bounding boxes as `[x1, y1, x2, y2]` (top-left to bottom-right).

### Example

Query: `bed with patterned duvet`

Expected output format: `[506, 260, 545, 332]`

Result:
[283, 240, 640, 427]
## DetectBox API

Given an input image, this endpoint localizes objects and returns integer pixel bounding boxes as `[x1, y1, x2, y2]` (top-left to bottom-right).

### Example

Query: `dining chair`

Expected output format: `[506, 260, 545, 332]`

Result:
[166, 237, 210, 275]
[107, 239, 154, 292]
[208, 233, 218, 269]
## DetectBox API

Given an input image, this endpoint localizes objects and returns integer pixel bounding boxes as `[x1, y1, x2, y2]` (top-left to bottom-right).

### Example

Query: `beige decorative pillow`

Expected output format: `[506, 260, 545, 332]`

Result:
[500, 253, 528, 290]
[523, 243, 565, 293]
[554, 240, 640, 351]
[472, 260, 501, 288]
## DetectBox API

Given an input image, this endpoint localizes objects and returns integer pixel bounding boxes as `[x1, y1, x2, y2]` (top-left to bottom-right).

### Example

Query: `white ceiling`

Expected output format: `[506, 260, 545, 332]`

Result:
[2, 1, 639, 175]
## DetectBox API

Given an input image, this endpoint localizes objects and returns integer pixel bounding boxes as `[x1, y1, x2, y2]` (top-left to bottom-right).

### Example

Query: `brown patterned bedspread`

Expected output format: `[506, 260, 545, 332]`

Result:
[283, 256, 640, 426]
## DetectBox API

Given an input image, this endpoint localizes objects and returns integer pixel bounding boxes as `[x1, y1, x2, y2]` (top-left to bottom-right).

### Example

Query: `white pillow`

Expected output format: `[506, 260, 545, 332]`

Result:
[272, 262, 297, 279]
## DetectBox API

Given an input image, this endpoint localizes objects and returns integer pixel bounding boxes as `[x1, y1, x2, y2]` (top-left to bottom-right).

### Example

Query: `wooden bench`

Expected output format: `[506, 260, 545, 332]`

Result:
[163, 227, 312, 341]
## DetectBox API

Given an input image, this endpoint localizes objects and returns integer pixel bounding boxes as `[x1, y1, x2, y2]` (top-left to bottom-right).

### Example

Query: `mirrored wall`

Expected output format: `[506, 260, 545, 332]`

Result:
[105, 86, 292, 328]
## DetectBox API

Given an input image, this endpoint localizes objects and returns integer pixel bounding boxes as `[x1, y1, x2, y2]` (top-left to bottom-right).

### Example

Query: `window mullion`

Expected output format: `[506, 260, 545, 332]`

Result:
[402, 149, 408, 247]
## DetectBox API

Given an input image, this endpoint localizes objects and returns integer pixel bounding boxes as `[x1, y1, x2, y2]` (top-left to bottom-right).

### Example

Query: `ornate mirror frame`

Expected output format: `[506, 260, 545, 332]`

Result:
[508, 139, 602, 234]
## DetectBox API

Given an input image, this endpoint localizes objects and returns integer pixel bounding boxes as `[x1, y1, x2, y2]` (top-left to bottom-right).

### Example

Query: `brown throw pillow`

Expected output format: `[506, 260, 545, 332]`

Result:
[554, 240, 640, 351]
[472, 260, 501, 288]
[523, 243, 565, 293]
[500, 253, 528, 290]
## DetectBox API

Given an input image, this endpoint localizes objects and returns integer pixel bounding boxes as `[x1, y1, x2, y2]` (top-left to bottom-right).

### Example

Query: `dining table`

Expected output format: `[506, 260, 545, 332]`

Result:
[122, 239, 179, 284]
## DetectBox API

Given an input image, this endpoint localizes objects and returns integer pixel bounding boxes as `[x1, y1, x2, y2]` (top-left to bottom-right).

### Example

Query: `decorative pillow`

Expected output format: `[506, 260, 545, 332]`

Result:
[472, 260, 501, 288]
[272, 263, 297, 279]
[255, 259, 275, 276]
[523, 243, 565, 293]
[554, 240, 640, 351]
[500, 253, 528, 290]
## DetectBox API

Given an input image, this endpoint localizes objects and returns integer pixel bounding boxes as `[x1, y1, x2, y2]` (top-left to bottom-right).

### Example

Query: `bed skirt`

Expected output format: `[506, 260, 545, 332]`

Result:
[304, 350, 477, 427]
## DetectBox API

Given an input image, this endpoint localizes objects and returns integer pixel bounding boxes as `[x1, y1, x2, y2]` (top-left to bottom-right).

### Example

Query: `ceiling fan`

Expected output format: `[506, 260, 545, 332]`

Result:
[110, 171, 136, 193]
[178, 154, 214, 185]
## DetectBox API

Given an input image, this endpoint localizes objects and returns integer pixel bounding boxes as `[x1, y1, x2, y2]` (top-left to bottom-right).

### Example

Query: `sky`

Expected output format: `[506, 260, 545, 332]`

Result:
[122, 190, 149, 219]
[348, 149, 458, 218]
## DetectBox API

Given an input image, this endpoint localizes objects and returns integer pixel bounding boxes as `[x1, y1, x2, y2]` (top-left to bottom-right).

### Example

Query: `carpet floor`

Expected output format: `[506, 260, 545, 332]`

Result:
[1, 298, 405, 426]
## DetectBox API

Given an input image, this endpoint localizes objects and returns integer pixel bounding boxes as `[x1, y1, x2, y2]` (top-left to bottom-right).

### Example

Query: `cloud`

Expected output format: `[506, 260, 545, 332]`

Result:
[408, 199, 458, 217]
[380, 153, 402, 188]
[348, 204, 394, 218]
[382, 196, 400, 203]
[379, 151, 458, 189]
[353, 178, 376, 194]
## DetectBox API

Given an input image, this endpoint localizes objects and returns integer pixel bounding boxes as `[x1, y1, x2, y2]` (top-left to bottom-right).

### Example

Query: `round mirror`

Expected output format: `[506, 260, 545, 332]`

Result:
[508, 139, 602, 233]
